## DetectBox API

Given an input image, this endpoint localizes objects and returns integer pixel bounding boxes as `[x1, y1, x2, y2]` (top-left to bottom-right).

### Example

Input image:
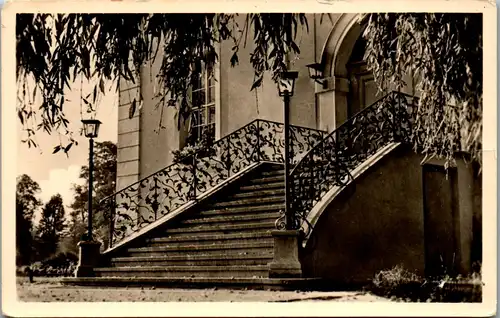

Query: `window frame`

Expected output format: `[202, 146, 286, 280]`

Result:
[188, 67, 216, 146]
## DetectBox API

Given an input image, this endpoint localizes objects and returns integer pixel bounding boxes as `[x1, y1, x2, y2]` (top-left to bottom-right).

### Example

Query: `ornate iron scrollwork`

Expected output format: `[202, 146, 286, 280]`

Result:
[101, 92, 415, 248]
[101, 119, 327, 248]
[289, 92, 416, 235]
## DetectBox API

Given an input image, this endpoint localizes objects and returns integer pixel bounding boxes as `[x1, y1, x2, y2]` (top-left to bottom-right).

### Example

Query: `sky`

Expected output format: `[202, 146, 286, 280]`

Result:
[17, 79, 118, 223]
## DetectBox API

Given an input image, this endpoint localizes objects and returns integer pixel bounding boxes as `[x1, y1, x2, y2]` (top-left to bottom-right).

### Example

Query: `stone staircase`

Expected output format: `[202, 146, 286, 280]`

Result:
[80, 164, 285, 281]
[63, 92, 416, 289]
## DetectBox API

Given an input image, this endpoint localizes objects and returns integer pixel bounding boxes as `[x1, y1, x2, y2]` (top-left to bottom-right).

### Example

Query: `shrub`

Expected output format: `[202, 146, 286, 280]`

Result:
[372, 264, 422, 290]
[42, 252, 78, 268]
[369, 264, 483, 302]
[172, 126, 215, 163]
[370, 265, 430, 301]
[26, 252, 78, 277]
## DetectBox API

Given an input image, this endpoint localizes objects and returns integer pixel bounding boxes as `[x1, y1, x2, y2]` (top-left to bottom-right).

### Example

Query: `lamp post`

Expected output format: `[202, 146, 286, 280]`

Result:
[277, 71, 298, 230]
[268, 71, 302, 278]
[75, 118, 102, 277]
[81, 118, 102, 241]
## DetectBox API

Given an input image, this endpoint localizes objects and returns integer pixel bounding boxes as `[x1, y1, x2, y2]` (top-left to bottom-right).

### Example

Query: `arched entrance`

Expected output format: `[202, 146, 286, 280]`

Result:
[346, 36, 378, 118]
[316, 14, 378, 130]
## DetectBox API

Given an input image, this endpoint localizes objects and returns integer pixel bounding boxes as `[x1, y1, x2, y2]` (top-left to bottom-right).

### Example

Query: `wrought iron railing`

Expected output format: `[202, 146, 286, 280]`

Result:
[102, 119, 327, 248]
[289, 92, 416, 235]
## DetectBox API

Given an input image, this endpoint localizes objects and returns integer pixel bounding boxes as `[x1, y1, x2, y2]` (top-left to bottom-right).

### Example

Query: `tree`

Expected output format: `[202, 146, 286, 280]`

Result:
[16, 197, 34, 265]
[16, 174, 41, 265]
[16, 13, 482, 167]
[16, 174, 42, 220]
[66, 141, 117, 251]
[37, 194, 66, 260]
[362, 13, 482, 167]
[16, 14, 307, 151]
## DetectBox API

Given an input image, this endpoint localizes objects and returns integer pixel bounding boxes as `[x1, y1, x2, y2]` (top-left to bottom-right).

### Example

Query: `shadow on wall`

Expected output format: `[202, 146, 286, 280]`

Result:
[300, 145, 482, 285]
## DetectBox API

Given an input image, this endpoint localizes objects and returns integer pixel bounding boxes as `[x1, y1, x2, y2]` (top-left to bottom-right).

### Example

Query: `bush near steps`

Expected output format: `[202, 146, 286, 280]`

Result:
[368, 264, 483, 302]
[16, 252, 78, 277]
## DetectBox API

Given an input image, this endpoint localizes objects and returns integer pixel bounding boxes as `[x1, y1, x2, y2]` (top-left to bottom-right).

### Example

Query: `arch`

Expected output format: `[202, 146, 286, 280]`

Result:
[315, 13, 366, 131]
[320, 13, 365, 79]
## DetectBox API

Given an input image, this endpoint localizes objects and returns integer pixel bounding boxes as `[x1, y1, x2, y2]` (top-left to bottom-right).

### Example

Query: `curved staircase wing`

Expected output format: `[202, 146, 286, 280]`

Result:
[289, 92, 416, 236]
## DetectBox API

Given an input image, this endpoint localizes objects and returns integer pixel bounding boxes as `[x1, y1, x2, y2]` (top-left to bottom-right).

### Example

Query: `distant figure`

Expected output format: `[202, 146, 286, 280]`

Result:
[24, 266, 33, 283]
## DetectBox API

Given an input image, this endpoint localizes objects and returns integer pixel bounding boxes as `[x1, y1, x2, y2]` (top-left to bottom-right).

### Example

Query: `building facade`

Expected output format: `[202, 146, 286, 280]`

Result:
[116, 13, 419, 188]
[106, 13, 482, 284]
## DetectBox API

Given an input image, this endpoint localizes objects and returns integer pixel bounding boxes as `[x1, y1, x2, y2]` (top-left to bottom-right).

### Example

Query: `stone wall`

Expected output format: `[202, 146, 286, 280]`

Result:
[116, 74, 141, 192]
[301, 145, 482, 284]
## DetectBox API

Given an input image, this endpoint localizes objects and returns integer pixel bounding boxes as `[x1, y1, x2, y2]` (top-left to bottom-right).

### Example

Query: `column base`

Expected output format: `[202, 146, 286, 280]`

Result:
[268, 230, 303, 278]
[75, 240, 101, 278]
[75, 266, 97, 278]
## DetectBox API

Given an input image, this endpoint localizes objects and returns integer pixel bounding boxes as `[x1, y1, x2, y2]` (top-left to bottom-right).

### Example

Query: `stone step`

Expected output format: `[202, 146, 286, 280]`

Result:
[149, 231, 273, 245]
[229, 188, 285, 199]
[208, 196, 284, 208]
[260, 170, 284, 177]
[61, 277, 325, 291]
[111, 252, 273, 267]
[247, 175, 284, 185]
[147, 236, 273, 249]
[164, 221, 276, 235]
[127, 241, 273, 257]
[265, 164, 285, 170]
[181, 212, 280, 225]
[238, 182, 284, 192]
[94, 265, 270, 278]
[200, 203, 285, 216]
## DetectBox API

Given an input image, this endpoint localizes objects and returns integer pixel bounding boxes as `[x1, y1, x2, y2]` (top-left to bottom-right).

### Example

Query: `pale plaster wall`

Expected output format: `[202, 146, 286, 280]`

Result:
[139, 61, 182, 179]
[219, 14, 326, 137]
[116, 75, 141, 192]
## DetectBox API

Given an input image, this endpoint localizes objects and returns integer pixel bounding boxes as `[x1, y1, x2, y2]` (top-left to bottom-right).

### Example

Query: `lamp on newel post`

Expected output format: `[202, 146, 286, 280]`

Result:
[75, 118, 102, 277]
[277, 71, 298, 231]
[268, 70, 303, 278]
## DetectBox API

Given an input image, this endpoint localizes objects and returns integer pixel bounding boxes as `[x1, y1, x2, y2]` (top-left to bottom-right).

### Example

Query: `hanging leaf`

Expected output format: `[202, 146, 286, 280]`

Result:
[18, 110, 24, 125]
[64, 142, 73, 153]
[129, 99, 137, 119]
[92, 85, 97, 104]
[230, 52, 239, 67]
[99, 78, 105, 93]
[250, 76, 263, 91]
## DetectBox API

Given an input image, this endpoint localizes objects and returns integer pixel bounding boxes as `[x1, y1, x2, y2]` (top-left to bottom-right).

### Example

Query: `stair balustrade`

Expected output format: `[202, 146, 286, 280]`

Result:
[100, 119, 327, 248]
[288, 92, 417, 236]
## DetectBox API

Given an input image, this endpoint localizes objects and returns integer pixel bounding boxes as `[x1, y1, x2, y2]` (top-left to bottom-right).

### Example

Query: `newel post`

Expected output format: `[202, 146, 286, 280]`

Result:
[268, 230, 303, 278]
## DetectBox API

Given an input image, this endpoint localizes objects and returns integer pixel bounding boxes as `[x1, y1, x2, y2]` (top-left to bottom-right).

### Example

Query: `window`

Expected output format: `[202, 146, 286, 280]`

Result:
[188, 68, 216, 146]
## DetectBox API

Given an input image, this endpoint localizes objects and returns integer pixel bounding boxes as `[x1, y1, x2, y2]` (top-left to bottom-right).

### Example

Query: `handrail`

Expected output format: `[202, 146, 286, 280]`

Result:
[100, 120, 326, 204]
[288, 91, 416, 236]
[290, 92, 416, 175]
[100, 118, 328, 248]
[99, 119, 259, 205]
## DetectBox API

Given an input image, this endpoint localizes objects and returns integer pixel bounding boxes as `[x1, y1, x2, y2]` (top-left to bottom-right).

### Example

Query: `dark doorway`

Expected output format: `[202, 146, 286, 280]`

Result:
[422, 164, 460, 278]
[346, 36, 378, 118]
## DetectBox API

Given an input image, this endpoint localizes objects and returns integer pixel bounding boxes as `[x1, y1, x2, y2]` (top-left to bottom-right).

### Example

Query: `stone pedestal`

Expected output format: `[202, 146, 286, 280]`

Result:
[268, 230, 302, 278]
[75, 240, 101, 277]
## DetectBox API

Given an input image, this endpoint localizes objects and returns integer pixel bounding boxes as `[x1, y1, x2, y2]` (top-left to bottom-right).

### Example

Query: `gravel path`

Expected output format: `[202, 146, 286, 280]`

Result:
[16, 277, 389, 302]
